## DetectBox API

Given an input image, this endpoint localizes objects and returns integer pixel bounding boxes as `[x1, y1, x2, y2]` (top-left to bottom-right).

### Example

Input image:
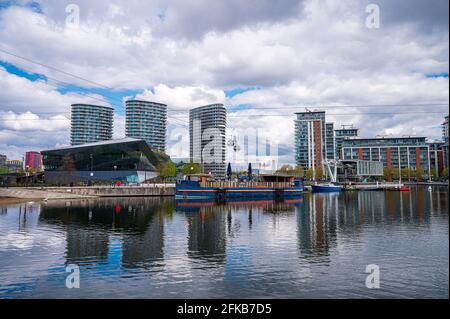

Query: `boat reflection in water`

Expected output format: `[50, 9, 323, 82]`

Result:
[0, 186, 447, 298]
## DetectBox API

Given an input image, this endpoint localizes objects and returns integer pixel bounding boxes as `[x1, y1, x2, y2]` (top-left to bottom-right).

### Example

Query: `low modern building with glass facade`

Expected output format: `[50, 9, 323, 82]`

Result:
[189, 104, 227, 178]
[125, 100, 167, 152]
[337, 159, 384, 182]
[341, 137, 431, 174]
[71, 104, 114, 145]
[42, 138, 169, 184]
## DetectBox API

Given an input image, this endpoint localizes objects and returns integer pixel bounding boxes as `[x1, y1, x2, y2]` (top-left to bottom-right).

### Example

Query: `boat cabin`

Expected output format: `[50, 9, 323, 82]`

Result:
[259, 174, 296, 183]
[184, 174, 213, 183]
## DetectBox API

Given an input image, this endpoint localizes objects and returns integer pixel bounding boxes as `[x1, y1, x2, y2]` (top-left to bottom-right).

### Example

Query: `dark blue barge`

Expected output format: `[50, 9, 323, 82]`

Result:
[176, 174, 304, 200]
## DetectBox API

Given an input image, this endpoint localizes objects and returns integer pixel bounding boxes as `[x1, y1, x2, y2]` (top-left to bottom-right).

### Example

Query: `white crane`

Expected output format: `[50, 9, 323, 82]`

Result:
[324, 159, 340, 183]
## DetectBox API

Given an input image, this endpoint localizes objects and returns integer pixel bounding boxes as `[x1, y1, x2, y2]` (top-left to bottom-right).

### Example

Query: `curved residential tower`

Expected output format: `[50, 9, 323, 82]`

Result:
[189, 104, 227, 178]
[70, 104, 114, 146]
[125, 100, 167, 152]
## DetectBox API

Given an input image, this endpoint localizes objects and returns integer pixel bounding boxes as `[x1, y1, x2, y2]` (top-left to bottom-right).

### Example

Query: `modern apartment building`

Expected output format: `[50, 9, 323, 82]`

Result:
[70, 104, 114, 146]
[428, 141, 445, 178]
[294, 110, 334, 173]
[189, 104, 227, 178]
[125, 100, 167, 152]
[0, 154, 6, 167]
[25, 151, 42, 171]
[443, 115, 449, 169]
[334, 125, 359, 159]
[443, 115, 449, 145]
[5, 159, 23, 172]
[325, 123, 335, 161]
[341, 136, 431, 174]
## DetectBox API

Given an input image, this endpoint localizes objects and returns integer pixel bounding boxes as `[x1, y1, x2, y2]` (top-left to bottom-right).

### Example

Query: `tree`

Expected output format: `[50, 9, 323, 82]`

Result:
[181, 162, 201, 175]
[429, 169, 437, 181]
[383, 168, 392, 182]
[276, 164, 294, 174]
[156, 162, 166, 177]
[276, 164, 304, 177]
[60, 155, 75, 172]
[156, 161, 177, 178]
[442, 168, 449, 179]
[305, 169, 314, 180]
[165, 161, 177, 177]
[401, 168, 413, 181]
[391, 168, 399, 181]
[25, 166, 37, 174]
[416, 167, 424, 182]
[315, 168, 324, 180]
[293, 165, 305, 177]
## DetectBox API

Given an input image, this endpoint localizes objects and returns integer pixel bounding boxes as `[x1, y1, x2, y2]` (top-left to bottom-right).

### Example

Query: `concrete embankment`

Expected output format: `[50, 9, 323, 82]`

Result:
[0, 184, 175, 200]
[404, 182, 449, 186]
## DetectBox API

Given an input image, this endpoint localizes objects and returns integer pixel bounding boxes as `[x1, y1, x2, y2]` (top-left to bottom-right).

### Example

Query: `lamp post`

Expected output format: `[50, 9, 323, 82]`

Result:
[90, 154, 94, 181]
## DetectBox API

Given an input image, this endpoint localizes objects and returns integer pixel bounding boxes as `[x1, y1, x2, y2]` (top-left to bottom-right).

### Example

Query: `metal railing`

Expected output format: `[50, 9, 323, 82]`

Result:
[200, 181, 294, 189]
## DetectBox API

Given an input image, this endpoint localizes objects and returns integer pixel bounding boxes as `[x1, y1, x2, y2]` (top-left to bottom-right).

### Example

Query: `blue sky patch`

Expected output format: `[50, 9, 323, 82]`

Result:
[426, 72, 449, 78]
[157, 7, 167, 22]
[224, 87, 260, 98]
[1, 61, 140, 114]
[57, 85, 141, 115]
[0, 60, 47, 81]
[0, 1, 42, 12]
[229, 103, 252, 112]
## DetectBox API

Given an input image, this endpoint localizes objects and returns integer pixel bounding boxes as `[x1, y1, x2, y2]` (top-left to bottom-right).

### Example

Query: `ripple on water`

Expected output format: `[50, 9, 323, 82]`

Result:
[0, 191, 448, 299]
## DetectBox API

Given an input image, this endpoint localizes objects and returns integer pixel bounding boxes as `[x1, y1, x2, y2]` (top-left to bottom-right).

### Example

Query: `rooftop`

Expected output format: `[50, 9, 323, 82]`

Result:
[346, 136, 426, 140]
[71, 103, 114, 110]
[294, 110, 325, 114]
[41, 137, 143, 152]
[126, 100, 167, 107]
[190, 104, 226, 112]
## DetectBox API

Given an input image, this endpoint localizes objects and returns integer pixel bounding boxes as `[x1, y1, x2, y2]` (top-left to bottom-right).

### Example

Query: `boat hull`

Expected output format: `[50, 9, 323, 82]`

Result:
[311, 185, 344, 192]
[176, 187, 303, 199]
[176, 178, 304, 200]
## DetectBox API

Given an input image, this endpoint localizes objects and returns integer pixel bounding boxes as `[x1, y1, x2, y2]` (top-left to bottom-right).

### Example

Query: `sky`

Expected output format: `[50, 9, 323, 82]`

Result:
[0, 0, 448, 165]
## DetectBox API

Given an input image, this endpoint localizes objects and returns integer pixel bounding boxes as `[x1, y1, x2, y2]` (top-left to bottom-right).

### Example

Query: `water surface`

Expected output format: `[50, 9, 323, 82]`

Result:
[0, 186, 448, 298]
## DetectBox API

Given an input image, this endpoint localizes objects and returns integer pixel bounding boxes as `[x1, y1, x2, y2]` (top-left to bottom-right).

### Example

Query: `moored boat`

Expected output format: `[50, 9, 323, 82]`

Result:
[311, 183, 344, 192]
[176, 174, 304, 200]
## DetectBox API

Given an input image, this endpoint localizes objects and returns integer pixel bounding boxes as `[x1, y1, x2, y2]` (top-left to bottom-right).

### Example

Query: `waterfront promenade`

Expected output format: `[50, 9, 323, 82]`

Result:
[0, 184, 175, 200]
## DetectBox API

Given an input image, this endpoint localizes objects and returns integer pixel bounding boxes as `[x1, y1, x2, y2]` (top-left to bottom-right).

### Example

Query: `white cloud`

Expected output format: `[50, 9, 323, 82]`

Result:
[0, 111, 69, 131]
[136, 84, 226, 110]
[0, 0, 448, 163]
[0, 68, 113, 159]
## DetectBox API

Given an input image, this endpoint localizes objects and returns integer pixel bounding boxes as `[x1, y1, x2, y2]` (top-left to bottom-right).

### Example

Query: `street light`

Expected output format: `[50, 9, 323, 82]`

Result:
[90, 154, 94, 178]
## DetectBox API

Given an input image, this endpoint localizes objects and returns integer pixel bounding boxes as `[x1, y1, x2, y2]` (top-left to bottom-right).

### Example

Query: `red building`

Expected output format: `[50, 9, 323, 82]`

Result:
[25, 151, 42, 171]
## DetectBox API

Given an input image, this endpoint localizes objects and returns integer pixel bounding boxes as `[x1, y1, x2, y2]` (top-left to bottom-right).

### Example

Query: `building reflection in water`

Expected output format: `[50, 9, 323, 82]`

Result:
[39, 197, 174, 268]
[296, 187, 448, 260]
[297, 193, 337, 260]
[33, 186, 447, 273]
[177, 201, 228, 263]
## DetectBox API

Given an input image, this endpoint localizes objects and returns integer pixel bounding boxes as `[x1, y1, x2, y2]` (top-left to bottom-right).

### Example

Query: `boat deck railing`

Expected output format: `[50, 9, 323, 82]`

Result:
[200, 181, 294, 189]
